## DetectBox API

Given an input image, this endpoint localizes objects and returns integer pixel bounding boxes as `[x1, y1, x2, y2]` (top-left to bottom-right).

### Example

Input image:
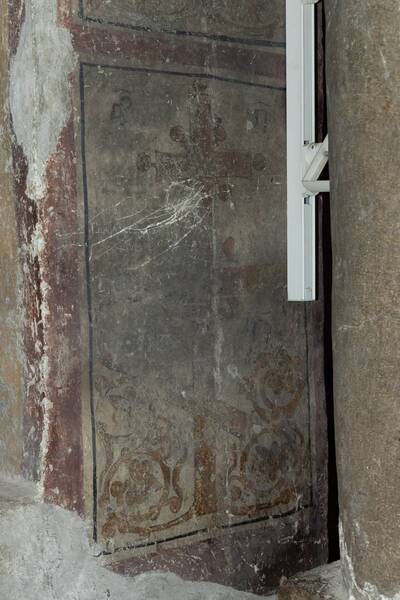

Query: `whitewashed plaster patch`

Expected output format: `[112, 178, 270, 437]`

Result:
[10, 0, 77, 201]
[0, 501, 266, 600]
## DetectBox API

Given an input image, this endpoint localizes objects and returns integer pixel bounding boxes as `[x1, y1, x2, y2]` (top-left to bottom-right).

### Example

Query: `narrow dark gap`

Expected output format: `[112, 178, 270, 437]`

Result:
[316, 2, 340, 563]
[322, 197, 340, 563]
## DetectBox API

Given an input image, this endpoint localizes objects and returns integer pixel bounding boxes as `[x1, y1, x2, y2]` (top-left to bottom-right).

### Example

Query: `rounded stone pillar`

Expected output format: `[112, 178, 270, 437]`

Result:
[325, 1, 400, 598]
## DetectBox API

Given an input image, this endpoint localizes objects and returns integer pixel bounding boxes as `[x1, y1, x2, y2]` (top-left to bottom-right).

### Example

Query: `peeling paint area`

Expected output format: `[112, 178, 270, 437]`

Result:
[9, 0, 76, 489]
[28, 220, 52, 496]
[10, 0, 76, 201]
[9, 0, 82, 500]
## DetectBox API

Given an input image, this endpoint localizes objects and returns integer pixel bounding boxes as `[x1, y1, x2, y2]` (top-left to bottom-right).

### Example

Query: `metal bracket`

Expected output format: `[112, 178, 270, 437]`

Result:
[303, 135, 329, 194]
[286, 0, 329, 302]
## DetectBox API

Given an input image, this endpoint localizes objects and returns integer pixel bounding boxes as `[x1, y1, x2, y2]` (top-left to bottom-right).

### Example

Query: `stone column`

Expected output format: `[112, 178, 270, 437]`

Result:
[325, 2, 400, 598]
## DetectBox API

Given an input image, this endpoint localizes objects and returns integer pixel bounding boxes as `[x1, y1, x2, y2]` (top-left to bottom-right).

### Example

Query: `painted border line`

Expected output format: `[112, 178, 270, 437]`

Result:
[78, 0, 286, 49]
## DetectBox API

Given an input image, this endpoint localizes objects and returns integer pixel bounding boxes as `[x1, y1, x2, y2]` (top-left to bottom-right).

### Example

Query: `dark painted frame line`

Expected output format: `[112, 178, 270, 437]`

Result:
[97, 505, 312, 556]
[80, 61, 286, 91]
[79, 62, 98, 543]
[78, 1, 286, 49]
[80, 61, 307, 549]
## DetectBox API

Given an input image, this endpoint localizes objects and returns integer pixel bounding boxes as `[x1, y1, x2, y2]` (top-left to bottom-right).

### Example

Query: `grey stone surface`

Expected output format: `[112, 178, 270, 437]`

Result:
[278, 562, 346, 600]
[325, 1, 400, 598]
[0, 477, 38, 511]
[0, 495, 270, 599]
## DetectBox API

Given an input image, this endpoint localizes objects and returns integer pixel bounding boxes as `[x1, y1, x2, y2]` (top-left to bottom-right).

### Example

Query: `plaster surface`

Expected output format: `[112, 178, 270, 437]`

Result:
[10, 0, 76, 200]
[325, 1, 400, 597]
[0, 481, 270, 600]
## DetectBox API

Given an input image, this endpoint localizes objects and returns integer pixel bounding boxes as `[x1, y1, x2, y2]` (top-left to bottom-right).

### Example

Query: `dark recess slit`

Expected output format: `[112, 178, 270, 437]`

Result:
[316, 2, 340, 562]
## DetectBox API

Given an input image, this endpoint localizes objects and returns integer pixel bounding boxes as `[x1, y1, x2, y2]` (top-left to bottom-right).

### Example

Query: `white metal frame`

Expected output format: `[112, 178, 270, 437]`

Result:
[286, 0, 329, 301]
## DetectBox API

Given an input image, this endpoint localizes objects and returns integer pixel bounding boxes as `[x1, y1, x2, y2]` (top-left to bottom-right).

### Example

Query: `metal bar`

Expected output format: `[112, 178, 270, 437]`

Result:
[303, 180, 330, 194]
[303, 135, 329, 183]
[286, 0, 316, 301]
